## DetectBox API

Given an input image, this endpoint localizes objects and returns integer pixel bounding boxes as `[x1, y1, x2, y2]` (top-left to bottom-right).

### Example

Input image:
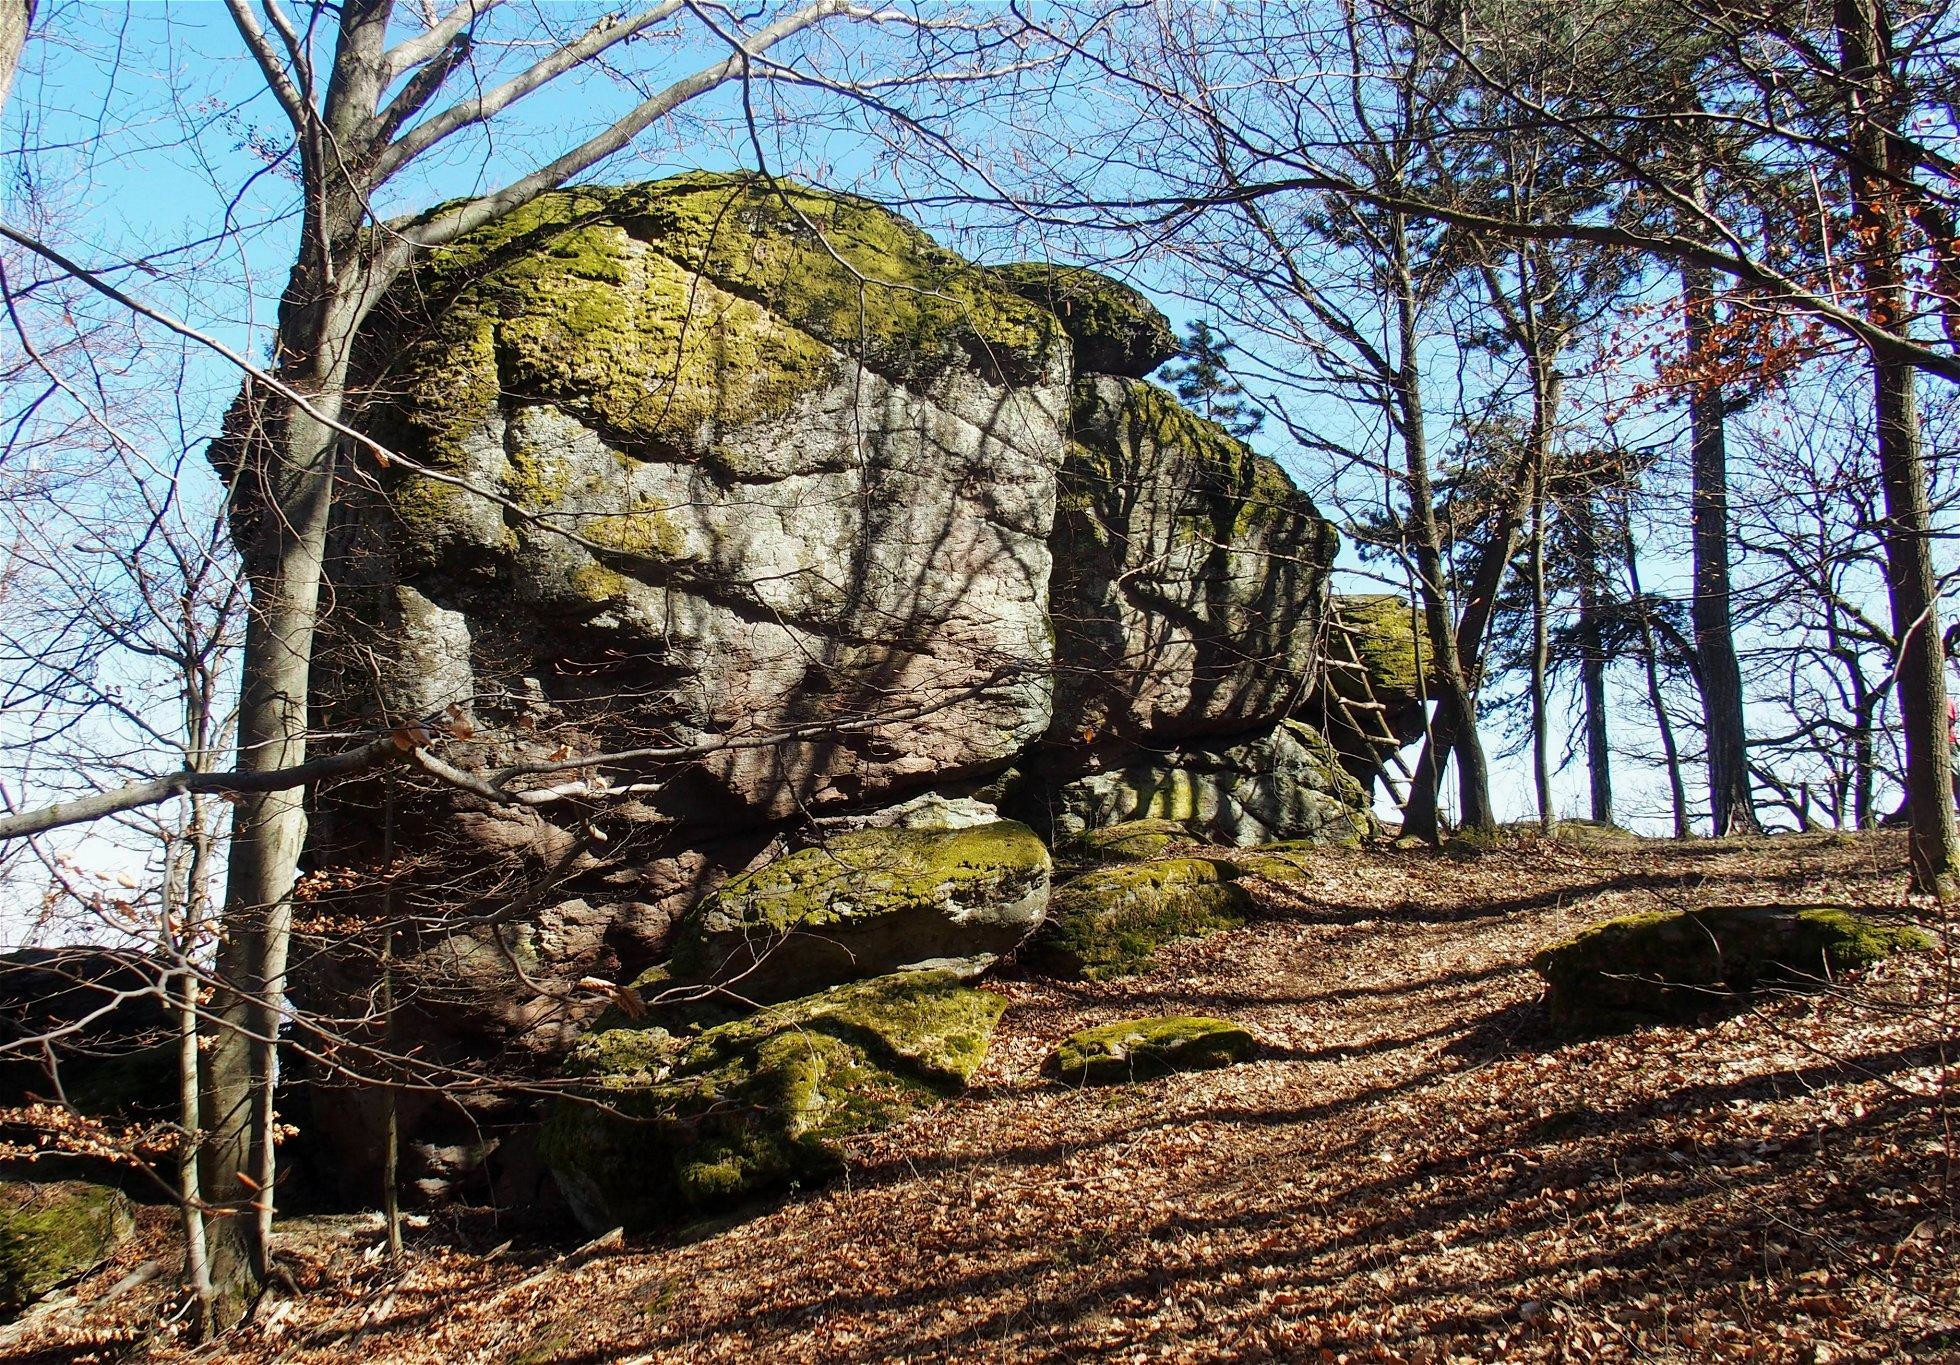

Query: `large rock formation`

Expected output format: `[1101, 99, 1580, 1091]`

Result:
[294, 173, 1414, 1211]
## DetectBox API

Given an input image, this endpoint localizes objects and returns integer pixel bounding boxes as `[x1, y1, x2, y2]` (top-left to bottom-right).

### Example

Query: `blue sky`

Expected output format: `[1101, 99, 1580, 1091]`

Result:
[2, 0, 1893, 900]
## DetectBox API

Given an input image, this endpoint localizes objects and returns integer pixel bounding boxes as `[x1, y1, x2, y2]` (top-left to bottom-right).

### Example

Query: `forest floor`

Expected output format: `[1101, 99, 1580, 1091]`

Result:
[9, 829, 1957, 1363]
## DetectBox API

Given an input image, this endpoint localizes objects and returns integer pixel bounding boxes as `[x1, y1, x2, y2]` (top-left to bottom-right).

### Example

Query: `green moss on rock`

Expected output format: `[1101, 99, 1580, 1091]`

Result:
[624, 174, 1063, 386]
[369, 173, 1068, 552]
[1328, 594, 1434, 706]
[1047, 1015, 1259, 1085]
[1021, 857, 1252, 980]
[1068, 378, 1308, 544]
[668, 821, 1052, 1003]
[985, 263, 1177, 377]
[1061, 818, 1197, 865]
[0, 1181, 134, 1317]
[542, 970, 1006, 1230]
[1532, 905, 1934, 1034]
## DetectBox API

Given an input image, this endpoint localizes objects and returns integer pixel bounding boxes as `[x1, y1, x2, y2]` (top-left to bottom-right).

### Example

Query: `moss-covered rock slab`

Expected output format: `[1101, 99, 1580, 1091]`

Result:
[1047, 1016, 1259, 1085]
[1021, 857, 1253, 980]
[0, 1181, 134, 1318]
[667, 821, 1051, 1004]
[985, 263, 1178, 377]
[541, 969, 1005, 1231]
[1061, 818, 1197, 865]
[1533, 906, 1934, 1034]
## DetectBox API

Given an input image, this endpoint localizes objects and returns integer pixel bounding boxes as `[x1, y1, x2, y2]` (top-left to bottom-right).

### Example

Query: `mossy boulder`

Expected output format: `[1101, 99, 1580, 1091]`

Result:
[1047, 1016, 1260, 1085]
[540, 969, 1005, 1231]
[1533, 905, 1935, 1034]
[373, 175, 1066, 474]
[666, 821, 1052, 1005]
[1021, 858, 1253, 980]
[1060, 818, 1197, 865]
[985, 263, 1178, 377]
[0, 1181, 134, 1317]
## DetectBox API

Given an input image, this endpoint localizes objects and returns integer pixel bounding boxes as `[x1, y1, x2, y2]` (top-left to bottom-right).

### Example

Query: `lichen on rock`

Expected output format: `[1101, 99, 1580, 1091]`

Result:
[1532, 905, 1934, 1034]
[668, 821, 1053, 1003]
[541, 969, 1005, 1231]
[1047, 1016, 1259, 1085]
[1021, 857, 1253, 980]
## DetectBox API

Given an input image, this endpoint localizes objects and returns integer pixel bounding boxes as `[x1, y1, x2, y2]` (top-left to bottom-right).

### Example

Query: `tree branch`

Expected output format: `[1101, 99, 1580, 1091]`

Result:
[0, 729, 432, 843]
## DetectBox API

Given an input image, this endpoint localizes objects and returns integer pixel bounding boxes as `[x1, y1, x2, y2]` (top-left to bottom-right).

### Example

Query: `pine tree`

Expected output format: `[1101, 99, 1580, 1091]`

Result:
[1162, 321, 1265, 440]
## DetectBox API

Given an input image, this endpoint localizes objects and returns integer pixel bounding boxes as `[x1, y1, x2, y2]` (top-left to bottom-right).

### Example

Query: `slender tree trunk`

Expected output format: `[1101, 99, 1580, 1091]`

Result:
[1390, 220, 1493, 839]
[1853, 687, 1876, 830]
[380, 780, 402, 1259]
[1576, 495, 1613, 824]
[1625, 522, 1690, 838]
[175, 826, 216, 1337]
[203, 354, 356, 1319]
[1682, 256, 1760, 837]
[1529, 454, 1554, 830]
[1838, 0, 1958, 896]
[1400, 459, 1533, 839]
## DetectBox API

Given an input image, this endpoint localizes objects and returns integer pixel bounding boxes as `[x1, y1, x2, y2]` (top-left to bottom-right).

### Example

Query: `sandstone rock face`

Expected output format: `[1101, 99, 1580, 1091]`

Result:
[295, 173, 1407, 1209]
[345, 176, 1070, 830]
[1048, 376, 1337, 747]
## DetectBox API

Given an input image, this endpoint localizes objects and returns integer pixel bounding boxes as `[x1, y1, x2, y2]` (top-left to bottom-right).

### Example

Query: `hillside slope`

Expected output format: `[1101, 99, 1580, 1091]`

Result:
[12, 832, 1955, 1363]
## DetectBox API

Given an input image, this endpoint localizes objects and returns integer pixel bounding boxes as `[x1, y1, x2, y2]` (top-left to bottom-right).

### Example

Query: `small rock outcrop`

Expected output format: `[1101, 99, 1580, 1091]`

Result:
[1022, 858, 1254, 980]
[1031, 721, 1375, 848]
[0, 1181, 134, 1318]
[542, 969, 1004, 1231]
[660, 820, 1051, 1005]
[1533, 906, 1933, 1034]
[1047, 1017, 1259, 1085]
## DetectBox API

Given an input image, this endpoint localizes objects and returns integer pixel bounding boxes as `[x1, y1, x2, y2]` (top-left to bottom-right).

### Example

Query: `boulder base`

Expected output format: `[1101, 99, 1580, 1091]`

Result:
[1022, 858, 1252, 980]
[542, 969, 1004, 1231]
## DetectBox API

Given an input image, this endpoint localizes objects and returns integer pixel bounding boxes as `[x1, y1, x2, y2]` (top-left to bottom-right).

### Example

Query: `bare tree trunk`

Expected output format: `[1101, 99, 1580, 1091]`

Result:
[204, 362, 355, 1320]
[380, 780, 402, 1259]
[1838, 0, 1957, 896]
[1392, 221, 1494, 839]
[1623, 526, 1687, 838]
[1576, 495, 1613, 824]
[1682, 256, 1760, 837]
[1529, 453, 1554, 830]
[1400, 460, 1533, 840]
[1853, 687, 1877, 829]
[0, 0, 33, 114]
